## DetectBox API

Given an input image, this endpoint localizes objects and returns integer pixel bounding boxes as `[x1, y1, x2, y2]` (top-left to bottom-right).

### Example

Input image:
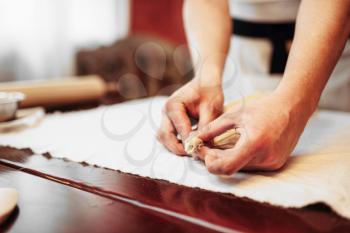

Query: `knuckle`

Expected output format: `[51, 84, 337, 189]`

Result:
[262, 154, 284, 170]
[223, 161, 239, 175]
[164, 100, 174, 113]
[207, 102, 222, 114]
[267, 161, 284, 170]
[207, 163, 234, 176]
[207, 165, 218, 174]
[156, 130, 165, 142]
[220, 168, 234, 176]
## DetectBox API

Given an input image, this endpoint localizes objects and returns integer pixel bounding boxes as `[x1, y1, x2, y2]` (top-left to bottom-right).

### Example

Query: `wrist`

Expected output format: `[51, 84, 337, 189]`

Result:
[273, 84, 318, 122]
[194, 53, 226, 87]
[194, 65, 222, 88]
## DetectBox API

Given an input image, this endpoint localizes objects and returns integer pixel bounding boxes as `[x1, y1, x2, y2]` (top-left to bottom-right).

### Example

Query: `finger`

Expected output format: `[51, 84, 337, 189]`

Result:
[204, 132, 254, 175]
[198, 102, 222, 129]
[242, 154, 284, 171]
[196, 126, 243, 161]
[197, 113, 237, 142]
[165, 102, 192, 141]
[157, 115, 186, 155]
[193, 146, 211, 161]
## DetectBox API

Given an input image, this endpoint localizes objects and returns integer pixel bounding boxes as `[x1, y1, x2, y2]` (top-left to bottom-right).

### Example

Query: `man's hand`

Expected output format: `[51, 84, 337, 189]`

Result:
[157, 0, 230, 155]
[195, 92, 312, 175]
[157, 78, 224, 155]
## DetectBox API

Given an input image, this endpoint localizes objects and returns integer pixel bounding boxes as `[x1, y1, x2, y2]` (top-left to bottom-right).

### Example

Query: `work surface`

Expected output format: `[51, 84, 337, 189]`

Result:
[1, 97, 350, 232]
[1, 147, 350, 233]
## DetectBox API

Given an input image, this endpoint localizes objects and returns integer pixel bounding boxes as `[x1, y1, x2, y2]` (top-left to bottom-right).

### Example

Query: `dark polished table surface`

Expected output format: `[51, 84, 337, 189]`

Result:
[1, 101, 350, 233]
[1, 147, 350, 233]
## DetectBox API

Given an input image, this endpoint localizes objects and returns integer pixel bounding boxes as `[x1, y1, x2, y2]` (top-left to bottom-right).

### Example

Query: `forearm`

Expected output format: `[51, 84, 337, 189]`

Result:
[184, 0, 231, 85]
[277, 0, 350, 116]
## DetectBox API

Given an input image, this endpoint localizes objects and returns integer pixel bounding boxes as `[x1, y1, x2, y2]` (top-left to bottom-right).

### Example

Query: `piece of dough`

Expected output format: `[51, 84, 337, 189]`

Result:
[184, 93, 264, 155]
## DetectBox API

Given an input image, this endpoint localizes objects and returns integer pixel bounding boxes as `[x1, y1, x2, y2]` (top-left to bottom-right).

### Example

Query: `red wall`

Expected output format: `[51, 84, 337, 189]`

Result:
[130, 0, 187, 44]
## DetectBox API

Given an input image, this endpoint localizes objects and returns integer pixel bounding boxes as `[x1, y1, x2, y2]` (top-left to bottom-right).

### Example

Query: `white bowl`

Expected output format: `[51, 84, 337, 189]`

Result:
[0, 92, 25, 122]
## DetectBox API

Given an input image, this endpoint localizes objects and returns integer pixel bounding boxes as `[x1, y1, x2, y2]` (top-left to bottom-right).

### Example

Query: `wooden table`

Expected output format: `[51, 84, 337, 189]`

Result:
[1, 146, 350, 233]
[1, 101, 350, 233]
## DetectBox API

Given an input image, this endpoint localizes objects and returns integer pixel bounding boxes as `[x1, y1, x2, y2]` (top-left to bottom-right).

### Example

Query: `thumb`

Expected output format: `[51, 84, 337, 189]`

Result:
[204, 131, 253, 175]
[197, 113, 237, 142]
[198, 102, 222, 129]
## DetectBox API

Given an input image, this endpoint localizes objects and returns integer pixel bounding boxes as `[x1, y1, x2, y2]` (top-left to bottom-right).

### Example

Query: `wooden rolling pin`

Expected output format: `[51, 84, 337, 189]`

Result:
[0, 75, 115, 108]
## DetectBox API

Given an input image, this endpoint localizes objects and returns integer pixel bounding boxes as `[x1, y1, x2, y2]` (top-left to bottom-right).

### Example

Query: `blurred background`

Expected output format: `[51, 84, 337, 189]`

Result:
[0, 0, 193, 102]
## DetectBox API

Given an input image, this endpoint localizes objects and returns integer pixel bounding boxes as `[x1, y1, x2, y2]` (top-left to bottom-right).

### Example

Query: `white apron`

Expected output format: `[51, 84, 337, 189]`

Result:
[225, 0, 350, 111]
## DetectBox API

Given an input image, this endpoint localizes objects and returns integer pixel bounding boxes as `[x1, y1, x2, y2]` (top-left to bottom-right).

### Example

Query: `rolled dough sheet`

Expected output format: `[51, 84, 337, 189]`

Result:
[0, 97, 350, 219]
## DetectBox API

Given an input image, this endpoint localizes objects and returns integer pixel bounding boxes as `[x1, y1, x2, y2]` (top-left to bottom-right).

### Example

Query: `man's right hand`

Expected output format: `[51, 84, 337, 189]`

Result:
[157, 78, 224, 155]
